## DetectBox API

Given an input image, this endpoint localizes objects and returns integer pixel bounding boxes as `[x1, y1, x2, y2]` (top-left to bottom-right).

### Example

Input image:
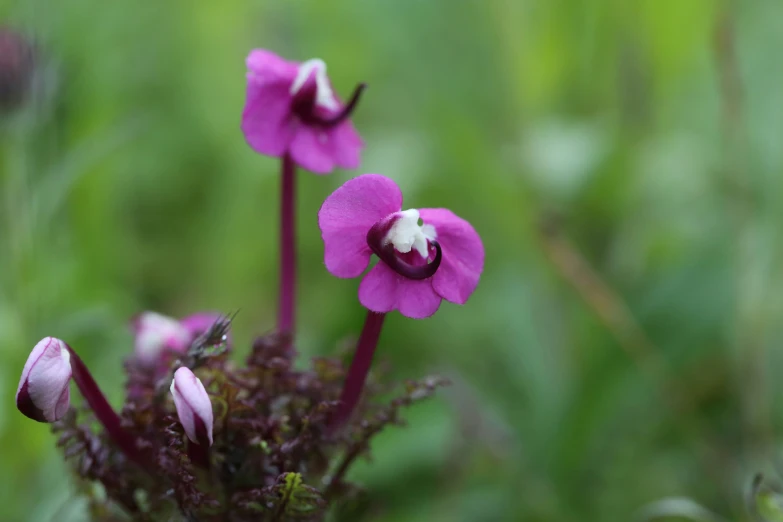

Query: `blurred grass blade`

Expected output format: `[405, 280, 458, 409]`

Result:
[635, 497, 729, 522]
[33, 119, 144, 224]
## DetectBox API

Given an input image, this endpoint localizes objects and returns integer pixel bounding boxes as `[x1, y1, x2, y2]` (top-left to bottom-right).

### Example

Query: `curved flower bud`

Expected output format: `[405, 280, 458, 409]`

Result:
[131, 312, 191, 365]
[16, 337, 72, 422]
[170, 367, 213, 446]
[241, 50, 365, 174]
[318, 174, 485, 319]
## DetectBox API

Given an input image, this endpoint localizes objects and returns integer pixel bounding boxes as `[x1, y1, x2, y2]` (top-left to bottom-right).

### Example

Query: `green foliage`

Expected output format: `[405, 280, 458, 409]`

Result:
[2, 0, 783, 521]
[275, 473, 326, 519]
[753, 475, 783, 522]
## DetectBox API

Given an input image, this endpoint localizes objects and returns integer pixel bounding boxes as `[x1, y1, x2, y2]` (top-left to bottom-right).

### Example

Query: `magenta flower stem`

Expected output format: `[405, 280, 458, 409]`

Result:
[187, 440, 210, 470]
[278, 153, 297, 340]
[66, 346, 145, 467]
[330, 311, 387, 431]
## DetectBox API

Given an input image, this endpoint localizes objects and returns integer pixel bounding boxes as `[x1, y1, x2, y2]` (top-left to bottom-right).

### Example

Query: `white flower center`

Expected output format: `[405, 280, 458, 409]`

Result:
[290, 58, 339, 112]
[385, 209, 437, 259]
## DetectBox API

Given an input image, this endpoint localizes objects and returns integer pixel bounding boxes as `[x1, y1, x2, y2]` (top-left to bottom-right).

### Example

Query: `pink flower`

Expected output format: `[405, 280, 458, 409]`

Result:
[131, 312, 191, 365]
[170, 367, 214, 446]
[318, 174, 484, 319]
[16, 337, 72, 422]
[241, 50, 365, 174]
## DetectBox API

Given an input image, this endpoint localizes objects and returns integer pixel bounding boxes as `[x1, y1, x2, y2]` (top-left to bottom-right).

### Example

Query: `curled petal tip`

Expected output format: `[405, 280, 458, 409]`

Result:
[320, 82, 367, 127]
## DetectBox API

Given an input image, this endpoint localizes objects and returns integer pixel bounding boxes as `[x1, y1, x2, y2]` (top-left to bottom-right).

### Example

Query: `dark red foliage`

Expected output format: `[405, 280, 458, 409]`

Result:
[52, 318, 447, 521]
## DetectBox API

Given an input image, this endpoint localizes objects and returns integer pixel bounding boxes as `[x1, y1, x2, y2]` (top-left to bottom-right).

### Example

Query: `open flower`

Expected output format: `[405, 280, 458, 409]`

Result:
[16, 337, 72, 422]
[318, 174, 484, 318]
[170, 367, 214, 446]
[241, 50, 364, 174]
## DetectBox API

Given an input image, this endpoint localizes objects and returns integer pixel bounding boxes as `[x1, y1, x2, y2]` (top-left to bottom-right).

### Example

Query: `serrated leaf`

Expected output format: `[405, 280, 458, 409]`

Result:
[274, 472, 327, 519]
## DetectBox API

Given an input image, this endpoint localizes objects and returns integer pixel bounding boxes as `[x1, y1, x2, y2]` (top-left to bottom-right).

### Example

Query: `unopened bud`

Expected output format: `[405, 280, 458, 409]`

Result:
[170, 367, 213, 446]
[16, 337, 72, 422]
[131, 312, 191, 365]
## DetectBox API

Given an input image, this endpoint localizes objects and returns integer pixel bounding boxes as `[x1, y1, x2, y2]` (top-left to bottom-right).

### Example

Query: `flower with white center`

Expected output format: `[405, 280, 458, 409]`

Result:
[16, 337, 72, 422]
[385, 208, 437, 258]
[318, 174, 484, 319]
[241, 49, 365, 174]
[290, 59, 339, 112]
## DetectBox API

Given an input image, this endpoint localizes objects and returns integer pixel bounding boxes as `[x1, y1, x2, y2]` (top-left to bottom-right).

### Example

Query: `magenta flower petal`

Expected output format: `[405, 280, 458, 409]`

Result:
[246, 49, 299, 83]
[319, 174, 403, 278]
[288, 117, 363, 174]
[16, 337, 72, 422]
[180, 312, 219, 337]
[171, 367, 214, 446]
[359, 262, 442, 319]
[419, 208, 484, 305]
[289, 126, 337, 174]
[241, 51, 298, 157]
[241, 82, 295, 157]
[241, 50, 365, 174]
[330, 121, 364, 170]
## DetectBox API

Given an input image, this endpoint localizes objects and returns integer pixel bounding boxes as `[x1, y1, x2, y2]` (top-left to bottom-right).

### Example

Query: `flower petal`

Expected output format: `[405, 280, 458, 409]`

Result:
[132, 312, 191, 364]
[171, 367, 214, 446]
[289, 125, 337, 174]
[16, 337, 72, 422]
[319, 174, 403, 278]
[241, 50, 299, 157]
[242, 83, 295, 158]
[419, 208, 484, 305]
[359, 262, 442, 319]
[330, 121, 363, 170]
[246, 49, 299, 84]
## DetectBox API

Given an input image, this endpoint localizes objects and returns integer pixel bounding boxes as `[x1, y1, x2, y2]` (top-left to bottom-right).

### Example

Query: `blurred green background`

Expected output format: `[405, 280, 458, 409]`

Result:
[2, 0, 783, 520]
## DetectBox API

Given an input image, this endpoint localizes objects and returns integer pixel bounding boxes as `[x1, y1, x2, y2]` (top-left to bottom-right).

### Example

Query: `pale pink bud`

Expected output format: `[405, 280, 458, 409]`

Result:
[16, 337, 72, 422]
[170, 367, 213, 446]
[131, 312, 191, 364]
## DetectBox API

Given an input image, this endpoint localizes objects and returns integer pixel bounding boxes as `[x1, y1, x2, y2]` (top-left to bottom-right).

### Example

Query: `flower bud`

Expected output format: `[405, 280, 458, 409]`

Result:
[16, 337, 72, 422]
[170, 367, 213, 446]
[0, 27, 35, 113]
[131, 312, 191, 365]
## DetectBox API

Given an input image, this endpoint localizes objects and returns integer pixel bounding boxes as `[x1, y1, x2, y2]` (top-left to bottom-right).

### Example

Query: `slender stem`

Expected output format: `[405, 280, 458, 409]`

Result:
[66, 347, 145, 466]
[329, 311, 387, 431]
[187, 440, 210, 470]
[715, 8, 770, 458]
[278, 154, 296, 340]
